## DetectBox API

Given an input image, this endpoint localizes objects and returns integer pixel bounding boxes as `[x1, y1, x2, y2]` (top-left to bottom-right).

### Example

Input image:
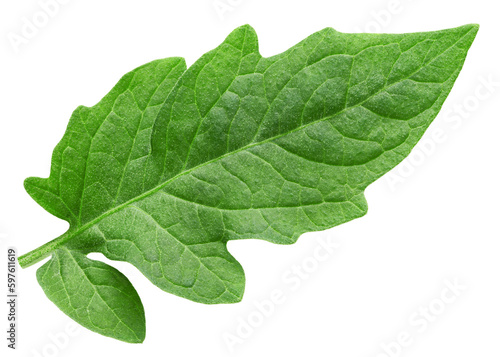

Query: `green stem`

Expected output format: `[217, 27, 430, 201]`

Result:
[18, 232, 69, 268]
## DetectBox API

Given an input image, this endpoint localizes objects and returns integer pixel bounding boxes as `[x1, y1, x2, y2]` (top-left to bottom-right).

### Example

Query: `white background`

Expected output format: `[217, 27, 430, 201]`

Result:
[1, 0, 499, 356]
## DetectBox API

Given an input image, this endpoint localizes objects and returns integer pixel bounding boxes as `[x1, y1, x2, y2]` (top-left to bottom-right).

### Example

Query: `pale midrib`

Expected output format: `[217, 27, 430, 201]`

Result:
[18, 27, 474, 268]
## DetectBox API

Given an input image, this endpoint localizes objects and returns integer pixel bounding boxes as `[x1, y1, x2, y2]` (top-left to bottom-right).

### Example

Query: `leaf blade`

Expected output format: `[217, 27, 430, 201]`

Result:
[21, 24, 478, 342]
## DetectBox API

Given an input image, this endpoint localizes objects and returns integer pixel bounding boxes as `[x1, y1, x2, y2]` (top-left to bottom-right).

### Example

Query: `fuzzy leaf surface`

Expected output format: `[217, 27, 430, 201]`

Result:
[21, 24, 478, 342]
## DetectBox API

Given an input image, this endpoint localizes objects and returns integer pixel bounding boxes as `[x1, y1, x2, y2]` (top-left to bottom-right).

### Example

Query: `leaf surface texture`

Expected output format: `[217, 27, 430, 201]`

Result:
[21, 24, 478, 342]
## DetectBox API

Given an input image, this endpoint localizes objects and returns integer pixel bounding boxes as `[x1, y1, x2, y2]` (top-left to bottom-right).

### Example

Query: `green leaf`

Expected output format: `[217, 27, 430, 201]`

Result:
[20, 24, 478, 342]
[37, 249, 145, 343]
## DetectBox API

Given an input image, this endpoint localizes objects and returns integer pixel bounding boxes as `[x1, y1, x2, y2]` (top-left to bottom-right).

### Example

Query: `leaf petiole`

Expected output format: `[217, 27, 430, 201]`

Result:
[18, 232, 69, 268]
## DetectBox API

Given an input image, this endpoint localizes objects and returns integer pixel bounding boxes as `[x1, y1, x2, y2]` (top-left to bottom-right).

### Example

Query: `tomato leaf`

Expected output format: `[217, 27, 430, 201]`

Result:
[20, 24, 478, 342]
